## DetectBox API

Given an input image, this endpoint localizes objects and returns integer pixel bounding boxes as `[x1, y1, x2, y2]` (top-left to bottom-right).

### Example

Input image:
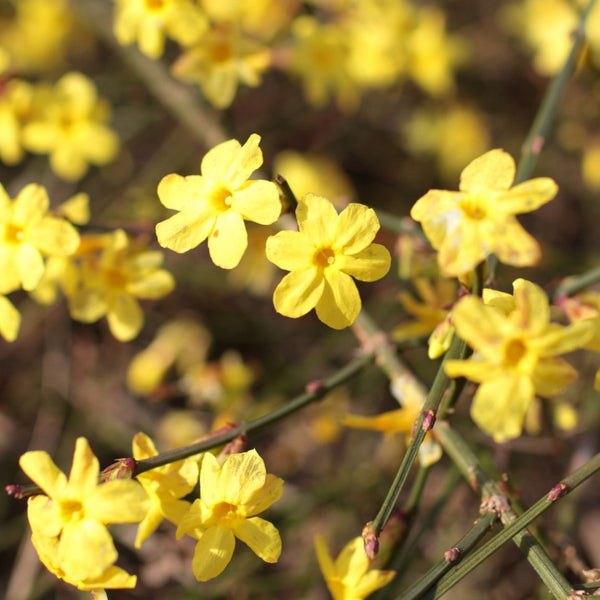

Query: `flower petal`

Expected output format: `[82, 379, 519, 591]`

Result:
[86, 480, 149, 523]
[17, 243, 45, 290]
[157, 174, 211, 211]
[244, 474, 284, 515]
[315, 270, 360, 329]
[459, 149, 515, 193]
[334, 203, 380, 254]
[28, 217, 80, 256]
[208, 210, 247, 269]
[232, 180, 281, 224]
[531, 357, 578, 397]
[338, 243, 391, 282]
[234, 517, 281, 563]
[273, 268, 323, 318]
[156, 210, 214, 253]
[265, 230, 314, 271]
[470, 374, 534, 442]
[13, 184, 48, 225]
[353, 569, 396, 597]
[490, 219, 541, 267]
[219, 449, 266, 506]
[296, 194, 337, 245]
[107, 294, 144, 341]
[0, 295, 20, 342]
[191, 525, 236, 581]
[495, 177, 557, 214]
[127, 270, 175, 299]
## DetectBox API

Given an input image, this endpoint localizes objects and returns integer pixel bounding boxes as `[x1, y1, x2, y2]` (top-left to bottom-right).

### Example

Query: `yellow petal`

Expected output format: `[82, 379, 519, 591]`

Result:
[86, 480, 149, 523]
[0, 295, 20, 342]
[19, 451, 66, 499]
[107, 294, 143, 341]
[127, 270, 175, 299]
[29, 217, 80, 257]
[316, 270, 361, 329]
[531, 357, 578, 397]
[155, 210, 214, 253]
[191, 525, 236, 581]
[132, 432, 157, 460]
[157, 174, 211, 211]
[208, 210, 247, 269]
[444, 357, 504, 383]
[495, 177, 557, 214]
[314, 535, 336, 582]
[67, 437, 100, 499]
[265, 230, 314, 271]
[231, 180, 281, 224]
[17, 244, 45, 291]
[338, 243, 391, 282]
[59, 519, 116, 581]
[353, 568, 396, 597]
[334, 203, 380, 254]
[273, 268, 324, 318]
[296, 194, 337, 245]
[220, 449, 266, 506]
[489, 219, 541, 267]
[470, 374, 534, 442]
[334, 536, 369, 580]
[234, 517, 281, 563]
[244, 474, 284, 515]
[459, 149, 515, 193]
[76, 565, 137, 590]
[13, 184, 48, 225]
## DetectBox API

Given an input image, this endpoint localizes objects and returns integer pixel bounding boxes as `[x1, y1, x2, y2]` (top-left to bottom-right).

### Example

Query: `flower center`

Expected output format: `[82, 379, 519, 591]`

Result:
[504, 338, 528, 368]
[144, 0, 165, 11]
[211, 501, 239, 524]
[459, 194, 487, 220]
[60, 498, 85, 523]
[105, 266, 127, 291]
[211, 186, 233, 213]
[210, 39, 234, 64]
[4, 222, 24, 244]
[314, 247, 336, 269]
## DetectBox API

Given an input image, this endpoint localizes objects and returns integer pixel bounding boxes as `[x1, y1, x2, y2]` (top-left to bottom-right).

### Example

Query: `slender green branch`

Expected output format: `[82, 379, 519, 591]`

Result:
[515, 0, 597, 185]
[552, 266, 600, 299]
[375, 209, 424, 236]
[430, 425, 600, 599]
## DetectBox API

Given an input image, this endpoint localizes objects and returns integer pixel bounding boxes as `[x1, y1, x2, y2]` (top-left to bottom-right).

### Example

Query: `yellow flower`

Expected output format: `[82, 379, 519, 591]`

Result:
[156, 133, 281, 269]
[172, 24, 271, 109]
[69, 229, 175, 341]
[19, 437, 149, 589]
[314, 535, 395, 600]
[266, 193, 391, 329]
[393, 277, 457, 359]
[410, 149, 558, 277]
[176, 449, 283, 581]
[22, 72, 119, 181]
[0, 295, 21, 342]
[132, 432, 199, 548]
[0, 182, 79, 294]
[444, 279, 594, 442]
[113, 0, 207, 59]
[0, 78, 35, 165]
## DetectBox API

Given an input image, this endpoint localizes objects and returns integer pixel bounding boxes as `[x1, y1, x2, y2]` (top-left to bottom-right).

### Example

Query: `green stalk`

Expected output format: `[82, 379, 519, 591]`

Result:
[552, 265, 600, 299]
[429, 425, 600, 599]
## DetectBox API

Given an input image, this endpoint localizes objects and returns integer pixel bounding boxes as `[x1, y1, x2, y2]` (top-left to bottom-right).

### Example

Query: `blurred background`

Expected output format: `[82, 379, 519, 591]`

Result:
[2, 0, 600, 598]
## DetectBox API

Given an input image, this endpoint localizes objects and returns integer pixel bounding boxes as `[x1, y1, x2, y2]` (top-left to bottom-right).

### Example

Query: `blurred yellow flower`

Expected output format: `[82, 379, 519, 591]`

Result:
[177, 449, 283, 581]
[314, 535, 395, 600]
[156, 133, 281, 269]
[22, 72, 119, 181]
[113, 0, 207, 58]
[69, 229, 175, 341]
[0, 183, 79, 294]
[172, 24, 271, 108]
[266, 194, 390, 329]
[132, 432, 199, 548]
[0, 79, 35, 165]
[0, 295, 20, 342]
[393, 278, 457, 359]
[19, 437, 149, 590]
[0, 0, 77, 74]
[444, 279, 594, 442]
[410, 149, 557, 277]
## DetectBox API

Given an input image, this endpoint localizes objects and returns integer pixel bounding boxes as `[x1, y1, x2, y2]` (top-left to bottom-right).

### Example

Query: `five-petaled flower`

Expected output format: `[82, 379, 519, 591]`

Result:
[314, 535, 395, 600]
[132, 432, 199, 548]
[19, 437, 149, 590]
[444, 279, 594, 442]
[266, 193, 391, 329]
[0, 182, 79, 294]
[410, 149, 558, 276]
[156, 133, 281, 269]
[176, 449, 283, 581]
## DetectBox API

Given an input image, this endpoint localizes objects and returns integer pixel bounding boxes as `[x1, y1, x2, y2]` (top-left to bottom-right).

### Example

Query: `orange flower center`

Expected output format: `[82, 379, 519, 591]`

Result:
[144, 0, 165, 11]
[459, 194, 487, 220]
[60, 498, 85, 523]
[4, 222, 24, 245]
[504, 338, 528, 367]
[211, 501, 239, 523]
[314, 247, 335, 269]
[211, 186, 233, 213]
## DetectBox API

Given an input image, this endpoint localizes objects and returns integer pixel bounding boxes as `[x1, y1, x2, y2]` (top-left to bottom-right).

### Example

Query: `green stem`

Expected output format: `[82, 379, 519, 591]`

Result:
[552, 265, 600, 299]
[514, 0, 596, 185]
[135, 352, 373, 473]
[430, 426, 600, 599]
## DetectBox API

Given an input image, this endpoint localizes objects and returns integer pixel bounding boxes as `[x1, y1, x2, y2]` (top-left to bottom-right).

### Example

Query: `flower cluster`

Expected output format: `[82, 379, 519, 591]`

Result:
[112, 0, 467, 110]
[0, 71, 119, 180]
